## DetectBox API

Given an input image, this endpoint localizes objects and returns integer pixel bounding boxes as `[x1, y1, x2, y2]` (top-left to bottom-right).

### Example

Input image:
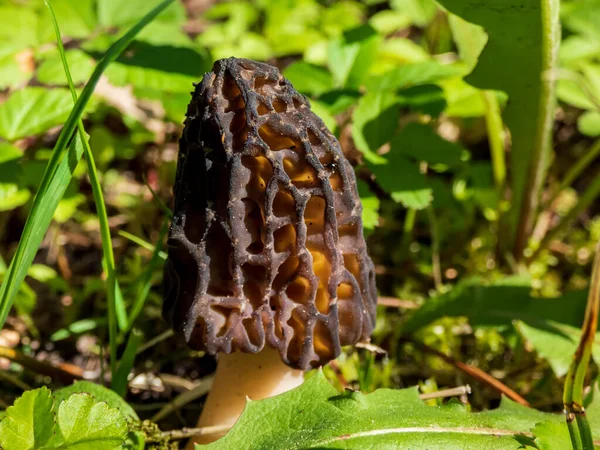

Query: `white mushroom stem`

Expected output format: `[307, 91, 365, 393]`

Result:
[187, 347, 304, 447]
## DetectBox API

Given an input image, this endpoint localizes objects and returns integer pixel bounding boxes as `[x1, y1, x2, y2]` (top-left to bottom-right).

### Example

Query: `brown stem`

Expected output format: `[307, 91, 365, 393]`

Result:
[0, 346, 83, 384]
[410, 340, 530, 407]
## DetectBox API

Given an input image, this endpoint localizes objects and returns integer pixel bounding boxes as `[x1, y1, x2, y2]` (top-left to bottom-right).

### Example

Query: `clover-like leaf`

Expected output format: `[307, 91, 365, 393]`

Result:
[0, 387, 55, 450]
[53, 393, 128, 450]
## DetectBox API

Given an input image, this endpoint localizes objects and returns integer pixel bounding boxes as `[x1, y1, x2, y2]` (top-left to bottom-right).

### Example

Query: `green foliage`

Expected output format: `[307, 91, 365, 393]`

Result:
[198, 370, 576, 449]
[0, 387, 128, 450]
[0, 0, 599, 448]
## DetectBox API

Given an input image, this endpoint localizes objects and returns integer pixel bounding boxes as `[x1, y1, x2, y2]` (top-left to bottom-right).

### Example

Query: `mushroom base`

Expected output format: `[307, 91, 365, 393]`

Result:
[187, 347, 304, 447]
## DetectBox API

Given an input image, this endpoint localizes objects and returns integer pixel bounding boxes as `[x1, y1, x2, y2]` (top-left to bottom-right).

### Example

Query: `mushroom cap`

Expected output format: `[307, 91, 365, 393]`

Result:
[163, 58, 377, 370]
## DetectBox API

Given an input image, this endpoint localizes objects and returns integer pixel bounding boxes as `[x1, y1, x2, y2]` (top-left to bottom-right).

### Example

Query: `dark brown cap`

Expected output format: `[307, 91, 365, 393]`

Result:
[163, 58, 377, 370]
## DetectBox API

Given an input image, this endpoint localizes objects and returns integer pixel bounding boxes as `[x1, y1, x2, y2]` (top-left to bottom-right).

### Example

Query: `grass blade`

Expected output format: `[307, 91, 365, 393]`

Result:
[45, 0, 126, 378]
[548, 138, 600, 206]
[0, 0, 173, 333]
[118, 230, 167, 259]
[563, 241, 600, 450]
[112, 328, 144, 397]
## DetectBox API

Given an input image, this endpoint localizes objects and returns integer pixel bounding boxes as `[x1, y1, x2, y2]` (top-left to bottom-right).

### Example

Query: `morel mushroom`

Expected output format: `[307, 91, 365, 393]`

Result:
[163, 57, 377, 442]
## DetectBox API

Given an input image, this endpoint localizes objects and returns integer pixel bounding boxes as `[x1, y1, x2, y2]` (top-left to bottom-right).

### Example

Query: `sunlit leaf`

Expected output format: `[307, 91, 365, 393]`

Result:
[0, 88, 73, 141]
[0, 387, 54, 450]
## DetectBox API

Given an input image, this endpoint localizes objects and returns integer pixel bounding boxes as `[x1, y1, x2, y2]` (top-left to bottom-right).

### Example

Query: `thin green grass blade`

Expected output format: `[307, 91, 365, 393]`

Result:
[548, 138, 600, 206]
[125, 220, 169, 333]
[112, 328, 144, 397]
[0, 0, 174, 331]
[45, 0, 125, 377]
[118, 230, 167, 260]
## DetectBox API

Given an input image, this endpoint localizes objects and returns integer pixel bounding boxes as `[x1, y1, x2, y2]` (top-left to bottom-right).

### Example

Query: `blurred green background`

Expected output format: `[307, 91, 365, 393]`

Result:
[0, 0, 600, 438]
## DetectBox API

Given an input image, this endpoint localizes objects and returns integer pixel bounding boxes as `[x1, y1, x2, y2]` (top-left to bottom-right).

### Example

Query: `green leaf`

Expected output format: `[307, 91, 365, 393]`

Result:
[283, 61, 333, 97]
[533, 421, 572, 450]
[199, 371, 565, 450]
[112, 329, 143, 397]
[0, 88, 74, 141]
[397, 85, 447, 117]
[401, 276, 596, 376]
[351, 91, 400, 164]
[390, 123, 466, 168]
[447, 13, 488, 72]
[0, 48, 34, 89]
[37, 50, 95, 85]
[328, 24, 381, 89]
[562, 0, 600, 40]
[0, 387, 55, 450]
[38, 0, 97, 41]
[390, 0, 437, 27]
[0, 143, 30, 212]
[437, 0, 560, 250]
[517, 320, 596, 378]
[98, 0, 185, 28]
[52, 393, 128, 449]
[104, 42, 209, 94]
[372, 155, 432, 209]
[369, 10, 412, 35]
[0, 6, 40, 52]
[366, 60, 464, 92]
[54, 381, 138, 421]
[578, 111, 600, 137]
[357, 180, 380, 232]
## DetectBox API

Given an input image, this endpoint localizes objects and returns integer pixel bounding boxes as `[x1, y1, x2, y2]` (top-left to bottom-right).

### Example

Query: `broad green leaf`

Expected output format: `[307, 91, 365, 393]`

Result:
[351, 91, 400, 164]
[390, 0, 437, 27]
[518, 320, 597, 377]
[370, 155, 432, 210]
[0, 387, 54, 450]
[283, 61, 333, 97]
[0, 88, 73, 141]
[0, 143, 30, 212]
[98, 0, 185, 27]
[262, 1, 323, 56]
[38, 0, 97, 41]
[199, 370, 567, 449]
[366, 60, 463, 92]
[0, 6, 39, 52]
[37, 50, 95, 85]
[319, 89, 361, 116]
[533, 421, 572, 450]
[390, 123, 467, 168]
[54, 381, 138, 421]
[559, 36, 600, 65]
[578, 110, 600, 137]
[328, 24, 381, 89]
[561, 0, 600, 40]
[104, 42, 209, 94]
[401, 276, 595, 376]
[448, 13, 487, 72]
[52, 393, 128, 449]
[377, 37, 430, 65]
[320, 1, 365, 37]
[0, 48, 34, 89]
[369, 10, 412, 35]
[556, 78, 596, 110]
[357, 180, 380, 232]
[309, 101, 337, 134]
[437, 0, 560, 250]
